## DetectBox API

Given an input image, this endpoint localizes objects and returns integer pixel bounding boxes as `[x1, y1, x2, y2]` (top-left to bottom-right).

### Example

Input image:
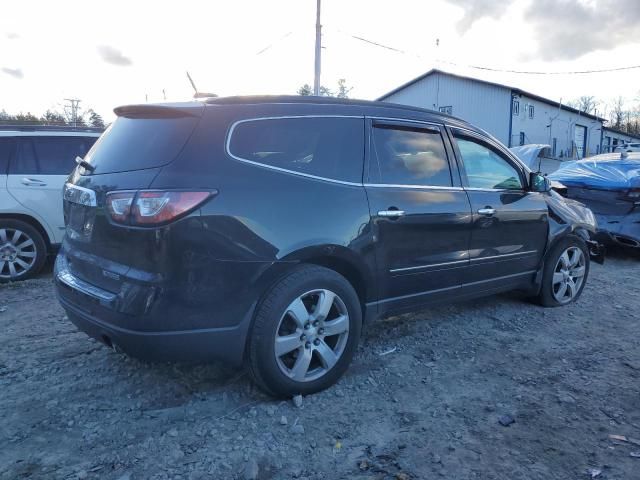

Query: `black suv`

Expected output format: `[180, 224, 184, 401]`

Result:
[55, 96, 603, 396]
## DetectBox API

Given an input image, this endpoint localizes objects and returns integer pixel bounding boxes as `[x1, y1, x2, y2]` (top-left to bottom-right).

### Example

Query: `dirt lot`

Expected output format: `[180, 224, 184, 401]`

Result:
[1, 252, 640, 480]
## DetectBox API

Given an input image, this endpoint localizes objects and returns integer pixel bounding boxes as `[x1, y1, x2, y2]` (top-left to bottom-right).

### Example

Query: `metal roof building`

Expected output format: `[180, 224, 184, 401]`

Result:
[378, 69, 609, 159]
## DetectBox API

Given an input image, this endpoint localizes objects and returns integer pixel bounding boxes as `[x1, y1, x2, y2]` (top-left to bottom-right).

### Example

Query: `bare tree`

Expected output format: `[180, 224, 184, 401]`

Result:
[609, 97, 625, 129]
[567, 96, 598, 114]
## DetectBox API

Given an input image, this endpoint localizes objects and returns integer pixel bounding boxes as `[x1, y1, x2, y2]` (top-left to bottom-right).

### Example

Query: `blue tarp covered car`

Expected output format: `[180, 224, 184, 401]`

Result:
[549, 152, 640, 249]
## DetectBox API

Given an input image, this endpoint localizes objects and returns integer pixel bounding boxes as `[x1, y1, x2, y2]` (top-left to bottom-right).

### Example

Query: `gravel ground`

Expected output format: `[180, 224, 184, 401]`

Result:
[1, 251, 639, 480]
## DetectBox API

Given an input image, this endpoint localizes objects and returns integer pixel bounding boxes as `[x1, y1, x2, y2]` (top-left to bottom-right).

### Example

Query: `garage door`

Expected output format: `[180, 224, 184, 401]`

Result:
[574, 124, 587, 159]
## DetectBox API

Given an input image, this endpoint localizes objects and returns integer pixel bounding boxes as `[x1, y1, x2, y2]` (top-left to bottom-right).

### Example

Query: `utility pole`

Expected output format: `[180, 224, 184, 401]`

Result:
[313, 0, 322, 96]
[64, 98, 81, 127]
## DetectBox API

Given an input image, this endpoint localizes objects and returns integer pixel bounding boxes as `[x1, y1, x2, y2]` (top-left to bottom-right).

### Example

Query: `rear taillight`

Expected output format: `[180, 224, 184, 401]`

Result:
[105, 190, 214, 226]
[106, 192, 135, 223]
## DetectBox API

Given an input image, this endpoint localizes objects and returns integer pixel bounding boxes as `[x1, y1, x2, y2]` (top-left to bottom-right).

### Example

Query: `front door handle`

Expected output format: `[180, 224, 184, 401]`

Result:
[21, 177, 47, 187]
[378, 209, 406, 218]
[477, 207, 496, 216]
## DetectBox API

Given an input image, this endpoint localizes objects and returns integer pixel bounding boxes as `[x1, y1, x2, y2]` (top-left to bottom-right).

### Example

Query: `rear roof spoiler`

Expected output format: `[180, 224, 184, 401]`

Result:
[113, 103, 204, 119]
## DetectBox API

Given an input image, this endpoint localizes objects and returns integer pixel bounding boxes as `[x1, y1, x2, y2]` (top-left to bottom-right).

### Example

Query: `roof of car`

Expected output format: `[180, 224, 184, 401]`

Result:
[0, 125, 103, 136]
[114, 96, 489, 139]
[204, 94, 449, 116]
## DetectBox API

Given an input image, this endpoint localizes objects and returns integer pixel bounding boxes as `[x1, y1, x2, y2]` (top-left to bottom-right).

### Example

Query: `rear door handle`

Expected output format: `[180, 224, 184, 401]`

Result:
[21, 177, 47, 187]
[477, 207, 496, 216]
[378, 209, 406, 218]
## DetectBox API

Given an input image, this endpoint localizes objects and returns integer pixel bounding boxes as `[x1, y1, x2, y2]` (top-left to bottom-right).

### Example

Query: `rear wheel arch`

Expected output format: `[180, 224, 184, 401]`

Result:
[241, 250, 373, 362]
[246, 263, 363, 396]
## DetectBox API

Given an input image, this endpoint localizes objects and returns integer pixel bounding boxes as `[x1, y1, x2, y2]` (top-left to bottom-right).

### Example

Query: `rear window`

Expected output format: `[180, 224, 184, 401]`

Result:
[84, 116, 199, 174]
[9, 136, 97, 175]
[228, 117, 364, 183]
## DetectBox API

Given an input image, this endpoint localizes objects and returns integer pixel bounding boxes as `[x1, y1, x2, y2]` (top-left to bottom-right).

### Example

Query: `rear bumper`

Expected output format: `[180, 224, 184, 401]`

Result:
[57, 294, 249, 365]
[54, 250, 256, 366]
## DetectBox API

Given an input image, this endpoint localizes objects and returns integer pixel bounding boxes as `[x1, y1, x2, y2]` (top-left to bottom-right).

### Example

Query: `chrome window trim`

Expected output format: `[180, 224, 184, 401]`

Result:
[63, 182, 97, 207]
[225, 115, 365, 187]
[465, 187, 518, 193]
[364, 183, 464, 191]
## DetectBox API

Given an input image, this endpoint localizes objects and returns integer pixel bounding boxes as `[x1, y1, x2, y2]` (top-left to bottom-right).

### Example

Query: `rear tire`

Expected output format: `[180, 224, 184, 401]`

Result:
[537, 235, 590, 307]
[0, 219, 47, 283]
[247, 265, 362, 397]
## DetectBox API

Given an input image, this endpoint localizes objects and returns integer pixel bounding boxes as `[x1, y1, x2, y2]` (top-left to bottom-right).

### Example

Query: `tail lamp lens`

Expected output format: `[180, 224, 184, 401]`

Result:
[106, 192, 135, 223]
[106, 190, 213, 226]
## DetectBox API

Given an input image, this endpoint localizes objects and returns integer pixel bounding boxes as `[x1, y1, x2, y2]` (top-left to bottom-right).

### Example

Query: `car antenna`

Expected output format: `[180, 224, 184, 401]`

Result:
[186, 71, 218, 99]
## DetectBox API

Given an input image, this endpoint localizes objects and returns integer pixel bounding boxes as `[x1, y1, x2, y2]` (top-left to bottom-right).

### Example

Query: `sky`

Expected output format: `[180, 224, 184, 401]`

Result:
[1, 0, 639, 122]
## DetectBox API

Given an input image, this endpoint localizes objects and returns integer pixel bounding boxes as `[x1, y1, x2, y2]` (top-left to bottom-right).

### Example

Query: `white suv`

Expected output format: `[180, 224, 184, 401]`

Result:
[1, 127, 101, 281]
[614, 143, 640, 153]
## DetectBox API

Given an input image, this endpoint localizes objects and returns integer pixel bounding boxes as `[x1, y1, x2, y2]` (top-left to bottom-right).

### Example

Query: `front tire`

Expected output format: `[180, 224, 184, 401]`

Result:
[247, 265, 362, 397]
[537, 235, 590, 307]
[0, 219, 47, 283]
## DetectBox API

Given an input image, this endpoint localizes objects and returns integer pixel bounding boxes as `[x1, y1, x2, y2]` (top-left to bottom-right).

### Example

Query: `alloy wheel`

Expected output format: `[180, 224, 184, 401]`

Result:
[0, 228, 38, 280]
[274, 289, 350, 382]
[552, 246, 586, 304]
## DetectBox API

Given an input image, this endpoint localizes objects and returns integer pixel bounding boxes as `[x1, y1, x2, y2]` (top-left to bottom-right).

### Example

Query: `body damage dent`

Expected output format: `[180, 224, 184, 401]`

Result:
[532, 191, 604, 293]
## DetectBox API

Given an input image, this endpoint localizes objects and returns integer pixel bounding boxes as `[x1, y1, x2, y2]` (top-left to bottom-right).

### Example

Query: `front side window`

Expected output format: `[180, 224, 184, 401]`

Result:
[455, 136, 523, 190]
[371, 125, 452, 187]
[229, 117, 364, 183]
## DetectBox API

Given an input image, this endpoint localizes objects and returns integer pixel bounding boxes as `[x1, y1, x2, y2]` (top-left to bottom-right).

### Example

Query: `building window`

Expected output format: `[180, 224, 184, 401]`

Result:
[519, 132, 525, 146]
[552, 138, 557, 157]
[528, 105, 535, 119]
[512, 99, 519, 116]
[438, 106, 452, 115]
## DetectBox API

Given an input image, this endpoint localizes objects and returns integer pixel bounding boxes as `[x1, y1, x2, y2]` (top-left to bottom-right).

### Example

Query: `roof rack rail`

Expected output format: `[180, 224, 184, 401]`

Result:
[0, 124, 105, 133]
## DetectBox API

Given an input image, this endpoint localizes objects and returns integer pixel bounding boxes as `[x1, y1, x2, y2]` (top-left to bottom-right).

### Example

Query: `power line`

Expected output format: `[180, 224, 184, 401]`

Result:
[338, 30, 640, 75]
[255, 31, 294, 56]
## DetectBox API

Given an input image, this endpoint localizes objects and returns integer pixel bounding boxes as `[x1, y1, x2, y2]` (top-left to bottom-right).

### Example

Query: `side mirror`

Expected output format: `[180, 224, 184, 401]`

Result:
[529, 172, 551, 192]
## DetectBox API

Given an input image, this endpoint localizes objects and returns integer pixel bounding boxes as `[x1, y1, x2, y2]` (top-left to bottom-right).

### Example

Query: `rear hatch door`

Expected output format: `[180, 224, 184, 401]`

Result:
[63, 103, 204, 292]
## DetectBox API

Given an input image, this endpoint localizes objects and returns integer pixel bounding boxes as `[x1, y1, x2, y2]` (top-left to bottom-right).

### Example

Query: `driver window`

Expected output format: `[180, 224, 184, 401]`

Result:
[455, 137, 523, 190]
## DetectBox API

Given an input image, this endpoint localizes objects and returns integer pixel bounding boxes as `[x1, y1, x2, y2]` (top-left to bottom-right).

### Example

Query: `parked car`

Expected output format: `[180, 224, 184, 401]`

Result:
[54, 96, 604, 396]
[549, 151, 640, 250]
[614, 143, 640, 153]
[0, 126, 101, 281]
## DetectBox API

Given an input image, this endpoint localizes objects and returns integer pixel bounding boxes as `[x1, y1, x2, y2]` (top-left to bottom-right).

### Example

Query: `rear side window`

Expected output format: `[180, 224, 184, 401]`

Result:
[0, 138, 15, 174]
[228, 117, 364, 183]
[9, 136, 97, 175]
[84, 116, 199, 174]
[371, 125, 452, 186]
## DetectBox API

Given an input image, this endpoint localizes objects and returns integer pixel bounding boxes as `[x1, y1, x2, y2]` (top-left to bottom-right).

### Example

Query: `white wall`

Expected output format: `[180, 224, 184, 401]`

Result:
[512, 94, 603, 159]
[602, 128, 640, 152]
[382, 72, 512, 146]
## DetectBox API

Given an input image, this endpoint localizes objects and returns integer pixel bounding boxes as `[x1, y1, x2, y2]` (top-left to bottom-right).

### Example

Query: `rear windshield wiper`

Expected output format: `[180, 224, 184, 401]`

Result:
[75, 156, 95, 173]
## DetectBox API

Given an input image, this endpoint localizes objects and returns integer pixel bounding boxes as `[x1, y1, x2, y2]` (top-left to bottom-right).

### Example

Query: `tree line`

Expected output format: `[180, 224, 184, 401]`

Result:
[567, 95, 640, 136]
[0, 108, 106, 129]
